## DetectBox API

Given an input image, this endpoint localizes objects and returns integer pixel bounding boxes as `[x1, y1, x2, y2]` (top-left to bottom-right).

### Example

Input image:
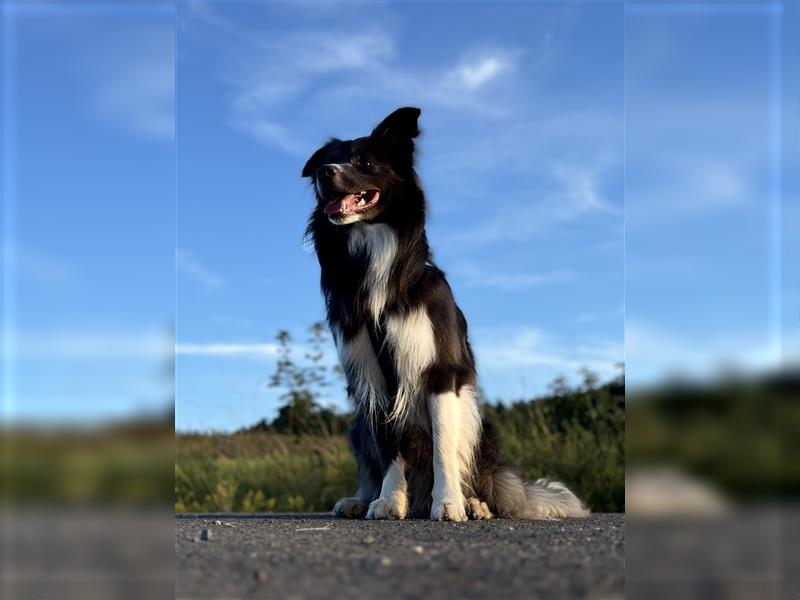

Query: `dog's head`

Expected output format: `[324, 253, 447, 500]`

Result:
[302, 107, 421, 226]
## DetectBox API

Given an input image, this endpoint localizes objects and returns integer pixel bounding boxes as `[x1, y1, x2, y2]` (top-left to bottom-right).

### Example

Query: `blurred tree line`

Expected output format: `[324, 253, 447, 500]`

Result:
[240, 322, 625, 513]
[243, 322, 350, 436]
[177, 321, 796, 513]
[179, 321, 626, 512]
[628, 372, 799, 500]
[245, 323, 625, 439]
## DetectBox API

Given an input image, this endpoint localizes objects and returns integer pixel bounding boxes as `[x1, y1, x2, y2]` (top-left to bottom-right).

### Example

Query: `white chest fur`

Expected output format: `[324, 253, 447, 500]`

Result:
[384, 307, 436, 424]
[347, 223, 398, 321]
[334, 224, 437, 426]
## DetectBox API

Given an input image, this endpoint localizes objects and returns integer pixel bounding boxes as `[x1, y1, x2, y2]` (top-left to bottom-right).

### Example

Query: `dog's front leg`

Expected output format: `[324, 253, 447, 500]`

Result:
[332, 461, 376, 519]
[366, 456, 408, 519]
[333, 410, 380, 518]
[429, 391, 468, 522]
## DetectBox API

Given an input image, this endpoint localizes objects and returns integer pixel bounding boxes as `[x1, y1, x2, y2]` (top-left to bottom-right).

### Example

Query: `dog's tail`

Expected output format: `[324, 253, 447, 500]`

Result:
[523, 477, 590, 519]
[491, 467, 589, 519]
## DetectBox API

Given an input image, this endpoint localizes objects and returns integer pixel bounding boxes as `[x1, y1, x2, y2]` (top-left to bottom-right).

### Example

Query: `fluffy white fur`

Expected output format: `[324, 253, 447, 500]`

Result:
[524, 479, 590, 519]
[366, 456, 408, 520]
[335, 224, 587, 522]
[311, 110, 590, 523]
[384, 307, 437, 426]
[344, 223, 438, 428]
[347, 223, 398, 321]
[428, 387, 481, 522]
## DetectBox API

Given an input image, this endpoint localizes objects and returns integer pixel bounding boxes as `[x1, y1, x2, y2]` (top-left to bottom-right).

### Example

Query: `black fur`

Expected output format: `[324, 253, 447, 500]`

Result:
[302, 109, 476, 397]
[302, 108, 585, 520]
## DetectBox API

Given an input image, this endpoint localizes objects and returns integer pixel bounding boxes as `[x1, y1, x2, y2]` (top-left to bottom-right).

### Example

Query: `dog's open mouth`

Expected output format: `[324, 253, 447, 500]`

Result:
[323, 190, 380, 217]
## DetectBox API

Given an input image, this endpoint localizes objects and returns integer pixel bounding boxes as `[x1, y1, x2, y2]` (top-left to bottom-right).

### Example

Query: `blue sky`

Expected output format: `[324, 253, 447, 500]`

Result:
[175, 2, 624, 431]
[2, 1, 794, 432]
[624, 1, 797, 385]
[2, 2, 175, 426]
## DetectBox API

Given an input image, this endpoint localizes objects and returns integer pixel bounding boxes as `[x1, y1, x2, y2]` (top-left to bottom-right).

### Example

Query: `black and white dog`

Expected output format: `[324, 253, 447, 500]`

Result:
[303, 107, 588, 521]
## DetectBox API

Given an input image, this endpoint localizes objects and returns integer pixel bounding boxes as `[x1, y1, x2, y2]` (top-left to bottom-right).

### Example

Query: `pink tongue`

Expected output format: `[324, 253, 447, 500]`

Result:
[324, 194, 356, 215]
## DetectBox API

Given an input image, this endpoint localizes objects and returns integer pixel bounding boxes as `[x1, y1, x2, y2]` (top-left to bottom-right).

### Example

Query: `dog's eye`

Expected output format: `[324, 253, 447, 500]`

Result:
[359, 159, 374, 169]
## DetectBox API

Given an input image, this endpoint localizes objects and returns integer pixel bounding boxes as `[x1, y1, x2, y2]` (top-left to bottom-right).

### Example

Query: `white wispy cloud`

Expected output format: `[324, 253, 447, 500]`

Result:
[471, 326, 622, 399]
[282, 30, 395, 72]
[625, 94, 772, 227]
[447, 157, 621, 246]
[176, 342, 279, 357]
[90, 28, 174, 142]
[446, 49, 519, 92]
[453, 265, 572, 291]
[224, 29, 394, 154]
[574, 304, 624, 323]
[6, 330, 171, 360]
[182, 4, 528, 152]
[176, 339, 340, 365]
[176, 249, 223, 290]
[551, 162, 620, 216]
[231, 117, 308, 156]
[625, 320, 782, 388]
[2, 245, 76, 286]
[474, 326, 622, 376]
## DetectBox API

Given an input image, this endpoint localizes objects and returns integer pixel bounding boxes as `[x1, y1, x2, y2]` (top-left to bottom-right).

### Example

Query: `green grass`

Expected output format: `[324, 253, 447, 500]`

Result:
[488, 411, 624, 513]
[483, 378, 625, 513]
[175, 433, 356, 512]
[176, 379, 625, 513]
[1, 423, 174, 506]
[627, 373, 799, 500]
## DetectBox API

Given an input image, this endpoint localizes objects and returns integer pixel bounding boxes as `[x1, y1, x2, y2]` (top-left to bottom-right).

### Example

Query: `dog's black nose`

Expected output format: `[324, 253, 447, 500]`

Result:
[317, 164, 339, 180]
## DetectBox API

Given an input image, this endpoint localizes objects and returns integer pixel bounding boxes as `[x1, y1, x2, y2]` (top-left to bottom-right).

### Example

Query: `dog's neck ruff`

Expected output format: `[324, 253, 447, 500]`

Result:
[347, 223, 398, 322]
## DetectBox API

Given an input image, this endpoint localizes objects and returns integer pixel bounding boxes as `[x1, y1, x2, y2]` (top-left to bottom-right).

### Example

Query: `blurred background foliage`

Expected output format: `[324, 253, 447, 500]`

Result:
[174, 322, 626, 514]
[7, 321, 793, 514]
[627, 372, 799, 501]
[1, 415, 174, 507]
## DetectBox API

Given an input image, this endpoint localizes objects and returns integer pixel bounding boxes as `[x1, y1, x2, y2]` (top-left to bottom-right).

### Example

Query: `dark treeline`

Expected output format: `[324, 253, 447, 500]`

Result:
[230, 323, 626, 512]
[628, 370, 799, 500]
[241, 322, 624, 440]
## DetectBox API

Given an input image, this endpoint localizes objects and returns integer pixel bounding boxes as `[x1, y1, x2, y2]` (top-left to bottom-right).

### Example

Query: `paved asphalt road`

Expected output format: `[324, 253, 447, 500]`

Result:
[176, 513, 624, 599]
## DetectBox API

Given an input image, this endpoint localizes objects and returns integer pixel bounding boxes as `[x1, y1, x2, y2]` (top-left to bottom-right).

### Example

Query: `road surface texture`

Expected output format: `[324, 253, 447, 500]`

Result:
[176, 513, 624, 599]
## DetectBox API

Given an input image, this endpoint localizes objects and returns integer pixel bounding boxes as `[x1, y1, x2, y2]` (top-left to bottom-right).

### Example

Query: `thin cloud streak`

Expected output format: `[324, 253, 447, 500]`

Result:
[445, 48, 522, 91]
[625, 320, 782, 388]
[574, 304, 624, 323]
[176, 342, 279, 357]
[2, 245, 76, 286]
[182, 4, 528, 151]
[474, 327, 622, 373]
[454, 266, 573, 291]
[90, 28, 174, 142]
[447, 159, 621, 246]
[6, 331, 171, 360]
[176, 249, 223, 290]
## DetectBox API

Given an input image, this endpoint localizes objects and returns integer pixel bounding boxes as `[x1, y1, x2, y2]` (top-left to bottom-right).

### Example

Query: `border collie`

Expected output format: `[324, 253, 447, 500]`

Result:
[303, 107, 588, 521]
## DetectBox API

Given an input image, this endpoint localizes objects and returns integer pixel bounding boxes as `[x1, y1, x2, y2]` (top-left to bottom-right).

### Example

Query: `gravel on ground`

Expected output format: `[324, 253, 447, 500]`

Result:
[176, 513, 624, 599]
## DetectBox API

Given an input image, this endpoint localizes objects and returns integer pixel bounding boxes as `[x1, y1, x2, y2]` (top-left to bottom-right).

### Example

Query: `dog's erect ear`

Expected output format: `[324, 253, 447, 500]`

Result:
[371, 107, 421, 141]
[301, 147, 326, 178]
[301, 140, 336, 178]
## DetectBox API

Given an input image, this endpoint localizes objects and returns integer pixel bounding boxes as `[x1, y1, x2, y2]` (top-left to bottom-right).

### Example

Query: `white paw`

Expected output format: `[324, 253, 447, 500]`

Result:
[332, 497, 369, 519]
[431, 497, 468, 522]
[366, 495, 407, 520]
[467, 497, 494, 520]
